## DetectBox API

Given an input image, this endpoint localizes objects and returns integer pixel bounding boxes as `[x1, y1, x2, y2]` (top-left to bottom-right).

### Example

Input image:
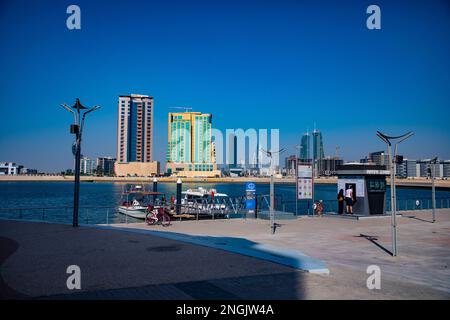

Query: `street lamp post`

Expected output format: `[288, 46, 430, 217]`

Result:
[430, 157, 438, 223]
[295, 145, 302, 216]
[376, 131, 414, 256]
[261, 147, 286, 234]
[61, 99, 100, 227]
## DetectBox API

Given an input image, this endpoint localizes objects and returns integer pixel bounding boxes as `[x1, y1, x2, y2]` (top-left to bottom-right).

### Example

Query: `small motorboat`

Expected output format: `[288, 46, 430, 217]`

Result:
[118, 184, 164, 219]
[118, 199, 149, 219]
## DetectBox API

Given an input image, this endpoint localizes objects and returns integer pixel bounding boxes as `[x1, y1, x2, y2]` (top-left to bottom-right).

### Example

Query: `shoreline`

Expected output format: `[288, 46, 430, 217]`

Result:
[1, 175, 450, 189]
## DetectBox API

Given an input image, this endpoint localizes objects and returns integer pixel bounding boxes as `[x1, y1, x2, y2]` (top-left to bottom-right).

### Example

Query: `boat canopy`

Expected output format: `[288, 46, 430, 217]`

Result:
[122, 191, 165, 196]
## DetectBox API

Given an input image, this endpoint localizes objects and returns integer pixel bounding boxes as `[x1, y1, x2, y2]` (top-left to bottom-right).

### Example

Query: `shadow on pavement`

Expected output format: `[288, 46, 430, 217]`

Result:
[403, 215, 435, 223]
[1, 220, 309, 300]
[0, 236, 29, 299]
[357, 234, 393, 256]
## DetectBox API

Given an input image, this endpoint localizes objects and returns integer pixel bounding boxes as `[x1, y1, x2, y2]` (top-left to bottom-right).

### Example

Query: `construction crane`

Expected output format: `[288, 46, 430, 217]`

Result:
[169, 106, 193, 113]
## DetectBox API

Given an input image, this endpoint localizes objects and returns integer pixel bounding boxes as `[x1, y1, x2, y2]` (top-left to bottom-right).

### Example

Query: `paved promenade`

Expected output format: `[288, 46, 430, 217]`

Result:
[1, 209, 450, 299]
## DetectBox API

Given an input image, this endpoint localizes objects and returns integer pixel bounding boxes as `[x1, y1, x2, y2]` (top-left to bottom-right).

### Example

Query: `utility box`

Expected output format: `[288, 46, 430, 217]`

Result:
[336, 164, 390, 215]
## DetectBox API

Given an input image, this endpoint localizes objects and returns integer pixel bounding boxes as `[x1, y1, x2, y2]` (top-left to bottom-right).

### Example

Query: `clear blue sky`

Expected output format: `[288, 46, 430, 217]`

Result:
[0, 0, 449, 172]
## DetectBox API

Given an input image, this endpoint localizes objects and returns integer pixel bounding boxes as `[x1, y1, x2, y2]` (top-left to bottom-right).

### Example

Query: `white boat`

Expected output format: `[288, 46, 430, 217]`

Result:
[118, 184, 164, 219]
[181, 187, 229, 212]
[118, 199, 148, 219]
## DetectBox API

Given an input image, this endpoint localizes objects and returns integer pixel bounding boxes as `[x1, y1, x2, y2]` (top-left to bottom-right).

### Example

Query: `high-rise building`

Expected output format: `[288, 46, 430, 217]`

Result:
[300, 132, 310, 162]
[312, 129, 325, 161]
[115, 94, 159, 177]
[312, 129, 325, 176]
[80, 156, 96, 175]
[117, 94, 153, 163]
[166, 111, 220, 177]
[97, 157, 116, 176]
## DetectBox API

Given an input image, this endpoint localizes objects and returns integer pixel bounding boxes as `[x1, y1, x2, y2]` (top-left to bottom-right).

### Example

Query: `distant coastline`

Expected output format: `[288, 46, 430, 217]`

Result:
[1, 175, 450, 189]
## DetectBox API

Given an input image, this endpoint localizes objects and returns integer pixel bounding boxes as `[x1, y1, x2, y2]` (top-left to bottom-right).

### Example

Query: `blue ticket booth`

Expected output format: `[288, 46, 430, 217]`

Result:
[336, 164, 390, 215]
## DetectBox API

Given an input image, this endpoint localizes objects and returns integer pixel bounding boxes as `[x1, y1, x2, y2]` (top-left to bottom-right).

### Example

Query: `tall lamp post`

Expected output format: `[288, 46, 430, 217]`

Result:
[61, 99, 101, 227]
[376, 131, 414, 256]
[429, 157, 438, 223]
[261, 147, 286, 234]
[295, 145, 302, 216]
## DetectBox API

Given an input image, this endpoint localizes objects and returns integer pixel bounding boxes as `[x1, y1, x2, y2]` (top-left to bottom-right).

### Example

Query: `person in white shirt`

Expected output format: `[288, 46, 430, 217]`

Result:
[345, 186, 353, 214]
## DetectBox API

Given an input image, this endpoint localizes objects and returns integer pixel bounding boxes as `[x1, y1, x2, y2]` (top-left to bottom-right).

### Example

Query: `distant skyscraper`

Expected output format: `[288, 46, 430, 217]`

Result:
[117, 94, 154, 163]
[300, 132, 310, 161]
[166, 111, 219, 177]
[312, 129, 325, 161]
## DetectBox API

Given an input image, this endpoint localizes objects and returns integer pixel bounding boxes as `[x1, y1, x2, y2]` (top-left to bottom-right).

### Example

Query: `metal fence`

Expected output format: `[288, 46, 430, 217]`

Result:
[0, 195, 271, 225]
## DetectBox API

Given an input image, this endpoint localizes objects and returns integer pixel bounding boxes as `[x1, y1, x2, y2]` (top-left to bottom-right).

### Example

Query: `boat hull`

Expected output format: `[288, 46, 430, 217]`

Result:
[118, 206, 147, 219]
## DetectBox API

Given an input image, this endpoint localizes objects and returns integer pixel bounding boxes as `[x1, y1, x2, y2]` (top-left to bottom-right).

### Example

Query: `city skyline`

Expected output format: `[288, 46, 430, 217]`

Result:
[1, 0, 449, 172]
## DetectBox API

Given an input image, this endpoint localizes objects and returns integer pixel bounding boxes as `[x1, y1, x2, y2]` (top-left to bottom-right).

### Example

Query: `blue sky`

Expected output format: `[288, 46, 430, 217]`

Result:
[0, 0, 449, 172]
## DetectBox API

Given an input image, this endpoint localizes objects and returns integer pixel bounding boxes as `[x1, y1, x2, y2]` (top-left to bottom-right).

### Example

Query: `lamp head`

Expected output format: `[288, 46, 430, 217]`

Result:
[71, 98, 88, 110]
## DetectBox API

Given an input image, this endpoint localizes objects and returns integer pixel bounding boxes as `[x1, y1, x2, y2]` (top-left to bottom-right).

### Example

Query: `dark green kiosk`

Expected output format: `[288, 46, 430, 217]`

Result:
[336, 164, 390, 216]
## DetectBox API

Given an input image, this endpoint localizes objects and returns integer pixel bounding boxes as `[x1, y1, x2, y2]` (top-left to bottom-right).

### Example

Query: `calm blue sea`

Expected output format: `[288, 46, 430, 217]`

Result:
[0, 182, 449, 224]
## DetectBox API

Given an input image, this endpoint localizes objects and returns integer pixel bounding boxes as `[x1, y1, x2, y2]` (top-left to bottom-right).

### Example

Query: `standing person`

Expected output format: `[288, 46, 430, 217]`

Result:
[345, 186, 353, 214]
[337, 189, 345, 214]
[170, 194, 175, 212]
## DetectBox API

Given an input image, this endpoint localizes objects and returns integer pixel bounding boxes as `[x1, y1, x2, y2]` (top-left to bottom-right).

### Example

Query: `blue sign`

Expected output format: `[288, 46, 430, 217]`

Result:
[246, 199, 256, 210]
[246, 182, 256, 191]
[245, 182, 256, 211]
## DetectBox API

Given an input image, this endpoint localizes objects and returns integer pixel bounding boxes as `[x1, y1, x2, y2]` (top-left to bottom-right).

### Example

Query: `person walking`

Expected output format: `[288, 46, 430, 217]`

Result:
[345, 186, 353, 214]
[337, 189, 345, 214]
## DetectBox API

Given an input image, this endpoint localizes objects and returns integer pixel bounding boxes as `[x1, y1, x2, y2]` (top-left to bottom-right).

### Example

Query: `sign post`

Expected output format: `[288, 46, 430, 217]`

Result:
[245, 182, 256, 217]
[297, 163, 314, 214]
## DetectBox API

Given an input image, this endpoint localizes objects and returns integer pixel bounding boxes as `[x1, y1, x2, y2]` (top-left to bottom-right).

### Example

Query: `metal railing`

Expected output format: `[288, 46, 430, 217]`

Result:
[386, 198, 450, 212]
[1, 196, 449, 225]
[0, 195, 266, 225]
